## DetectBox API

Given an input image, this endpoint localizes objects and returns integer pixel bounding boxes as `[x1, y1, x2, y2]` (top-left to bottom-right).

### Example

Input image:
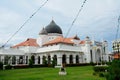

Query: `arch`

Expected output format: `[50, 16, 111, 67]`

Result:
[42, 56, 47, 65]
[19, 56, 23, 64]
[90, 50, 93, 62]
[12, 56, 16, 64]
[48, 55, 51, 64]
[96, 49, 101, 63]
[76, 55, 79, 64]
[31, 55, 35, 64]
[26, 56, 28, 64]
[69, 55, 73, 64]
[38, 56, 40, 64]
[4, 56, 10, 65]
[53, 55, 57, 65]
[62, 54, 66, 64]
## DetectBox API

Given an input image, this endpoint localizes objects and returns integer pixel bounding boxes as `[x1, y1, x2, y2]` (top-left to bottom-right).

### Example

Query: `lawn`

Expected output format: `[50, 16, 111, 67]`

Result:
[0, 66, 105, 80]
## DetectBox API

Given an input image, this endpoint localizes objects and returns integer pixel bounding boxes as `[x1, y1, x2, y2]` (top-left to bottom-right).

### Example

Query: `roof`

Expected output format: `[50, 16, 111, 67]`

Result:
[80, 40, 85, 44]
[43, 37, 73, 46]
[43, 36, 85, 46]
[12, 38, 39, 48]
[113, 53, 120, 59]
[45, 20, 62, 34]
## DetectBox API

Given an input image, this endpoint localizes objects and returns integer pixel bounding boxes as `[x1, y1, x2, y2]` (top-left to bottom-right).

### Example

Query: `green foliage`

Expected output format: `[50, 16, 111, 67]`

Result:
[106, 60, 120, 80]
[0, 62, 3, 70]
[93, 72, 97, 76]
[99, 72, 104, 77]
[51, 57, 57, 67]
[43, 56, 47, 65]
[4, 56, 11, 65]
[93, 66, 108, 72]
[29, 59, 33, 67]
[5, 64, 12, 70]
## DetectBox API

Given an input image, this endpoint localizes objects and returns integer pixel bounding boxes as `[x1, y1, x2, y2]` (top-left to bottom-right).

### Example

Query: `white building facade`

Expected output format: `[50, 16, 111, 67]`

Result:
[0, 20, 109, 66]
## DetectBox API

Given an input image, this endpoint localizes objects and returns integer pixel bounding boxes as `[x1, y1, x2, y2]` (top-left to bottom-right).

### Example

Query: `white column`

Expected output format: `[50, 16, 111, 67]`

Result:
[24, 56, 26, 64]
[57, 55, 62, 65]
[40, 56, 43, 64]
[35, 56, 38, 64]
[73, 55, 76, 64]
[9, 57, 12, 65]
[66, 55, 69, 64]
[16, 56, 19, 65]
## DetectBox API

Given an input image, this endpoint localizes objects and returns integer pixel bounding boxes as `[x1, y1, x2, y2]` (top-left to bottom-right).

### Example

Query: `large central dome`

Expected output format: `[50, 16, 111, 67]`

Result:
[45, 20, 62, 34]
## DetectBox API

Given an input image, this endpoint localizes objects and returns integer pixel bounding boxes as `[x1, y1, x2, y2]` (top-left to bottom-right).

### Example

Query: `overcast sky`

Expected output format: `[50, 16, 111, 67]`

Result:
[0, 0, 120, 51]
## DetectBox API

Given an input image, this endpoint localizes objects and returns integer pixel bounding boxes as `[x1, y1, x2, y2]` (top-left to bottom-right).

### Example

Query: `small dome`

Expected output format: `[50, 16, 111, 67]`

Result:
[39, 27, 47, 35]
[45, 20, 62, 34]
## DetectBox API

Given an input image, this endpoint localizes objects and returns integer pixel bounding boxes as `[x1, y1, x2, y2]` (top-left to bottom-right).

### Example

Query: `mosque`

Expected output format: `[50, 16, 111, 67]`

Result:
[0, 20, 109, 66]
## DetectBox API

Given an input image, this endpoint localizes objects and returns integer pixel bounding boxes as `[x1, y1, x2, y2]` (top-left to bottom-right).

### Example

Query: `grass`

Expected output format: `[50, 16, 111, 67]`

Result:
[0, 66, 105, 80]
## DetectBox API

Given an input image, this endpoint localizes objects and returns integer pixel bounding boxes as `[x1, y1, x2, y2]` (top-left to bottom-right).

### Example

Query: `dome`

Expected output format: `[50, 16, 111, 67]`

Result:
[45, 20, 62, 34]
[39, 27, 47, 35]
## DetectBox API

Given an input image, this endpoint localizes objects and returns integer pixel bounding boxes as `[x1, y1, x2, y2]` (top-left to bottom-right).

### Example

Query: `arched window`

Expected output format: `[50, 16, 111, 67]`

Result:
[38, 56, 40, 64]
[12, 56, 16, 64]
[26, 56, 28, 64]
[53, 55, 57, 65]
[31, 55, 35, 64]
[19, 56, 23, 64]
[42, 56, 47, 65]
[76, 55, 79, 64]
[62, 54, 66, 64]
[96, 49, 101, 63]
[69, 55, 73, 64]
[90, 50, 93, 62]
[48, 55, 51, 64]
[4, 56, 10, 65]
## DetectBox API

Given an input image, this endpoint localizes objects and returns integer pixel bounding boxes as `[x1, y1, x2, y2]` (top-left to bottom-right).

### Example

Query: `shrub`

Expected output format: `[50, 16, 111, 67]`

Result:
[93, 66, 108, 72]
[29, 59, 33, 67]
[0, 62, 3, 70]
[5, 64, 12, 70]
[99, 72, 104, 77]
[106, 60, 120, 80]
[93, 72, 97, 76]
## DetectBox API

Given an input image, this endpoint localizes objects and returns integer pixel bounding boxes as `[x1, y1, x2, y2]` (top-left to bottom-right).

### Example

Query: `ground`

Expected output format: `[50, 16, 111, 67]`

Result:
[0, 66, 105, 80]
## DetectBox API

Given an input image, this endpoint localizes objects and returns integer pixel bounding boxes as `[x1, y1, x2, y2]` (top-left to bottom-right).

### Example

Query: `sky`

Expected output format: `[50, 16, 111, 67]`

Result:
[0, 0, 120, 51]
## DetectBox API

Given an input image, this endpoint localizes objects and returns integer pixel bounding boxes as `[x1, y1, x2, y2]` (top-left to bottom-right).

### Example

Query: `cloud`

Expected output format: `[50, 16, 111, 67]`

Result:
[0, 0, 120, 51]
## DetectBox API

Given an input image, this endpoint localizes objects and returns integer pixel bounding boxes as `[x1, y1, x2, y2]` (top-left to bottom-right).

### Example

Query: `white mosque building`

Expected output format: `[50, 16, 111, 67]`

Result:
[0, 20, 109, 66]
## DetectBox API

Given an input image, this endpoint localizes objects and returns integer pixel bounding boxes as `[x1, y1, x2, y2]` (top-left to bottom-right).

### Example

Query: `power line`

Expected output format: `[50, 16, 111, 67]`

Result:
[59, 0, 87, 50]
[115, 15, 120, 40]
[65, 0, 87, 38]
[2, 0, 49, 47]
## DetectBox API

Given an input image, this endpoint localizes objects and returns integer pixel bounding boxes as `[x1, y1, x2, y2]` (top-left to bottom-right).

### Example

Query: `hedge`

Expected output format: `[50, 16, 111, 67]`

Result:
[93, 65, 109, 72]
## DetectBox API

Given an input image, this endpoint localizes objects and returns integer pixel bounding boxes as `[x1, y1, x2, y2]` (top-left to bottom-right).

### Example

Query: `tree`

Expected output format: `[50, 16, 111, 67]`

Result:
[51, 57, 57, 67]
[29, 59, 33, 67]
[0, 62, 3, 70]
[106, 60, 120, 80]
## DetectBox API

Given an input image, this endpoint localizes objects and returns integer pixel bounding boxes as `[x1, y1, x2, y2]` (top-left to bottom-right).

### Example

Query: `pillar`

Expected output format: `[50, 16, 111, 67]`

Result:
[40, 56, 43, 64]
[35, 56, 38, 64]
[57, 55, 62, 65]
[66, 55, 69, 64]
[73, 55, 76, 64]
